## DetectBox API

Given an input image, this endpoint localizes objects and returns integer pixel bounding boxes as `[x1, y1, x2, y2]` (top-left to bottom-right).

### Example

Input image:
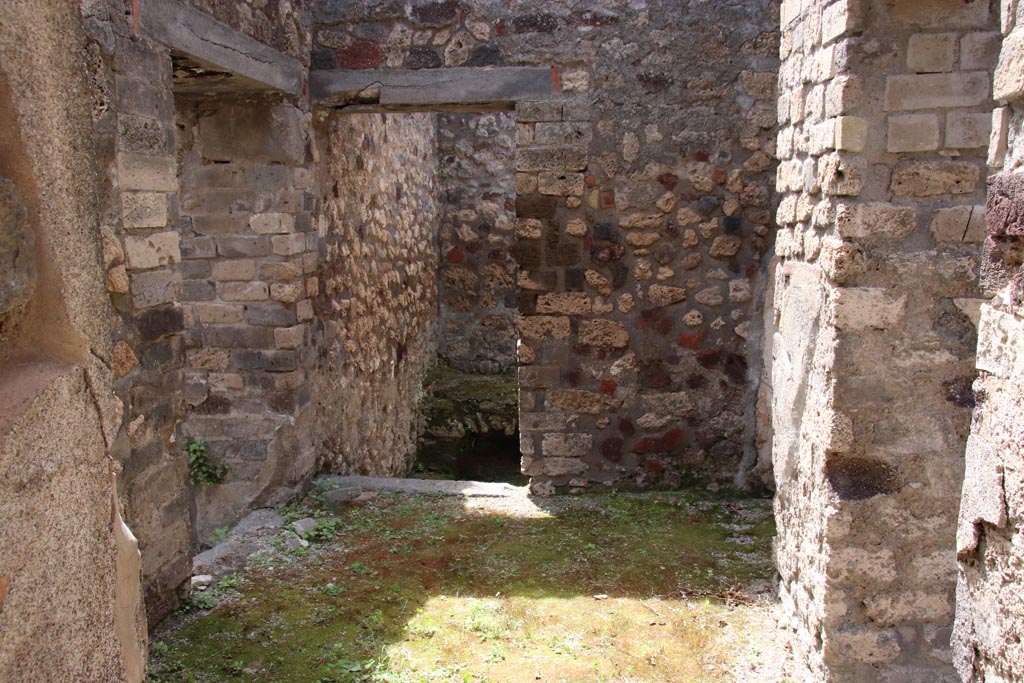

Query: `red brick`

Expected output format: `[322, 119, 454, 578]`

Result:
[336, 42, 383, 69]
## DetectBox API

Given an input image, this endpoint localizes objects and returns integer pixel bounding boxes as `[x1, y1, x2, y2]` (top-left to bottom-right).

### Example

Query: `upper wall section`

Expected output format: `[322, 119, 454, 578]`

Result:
[312, 0, 780, 489]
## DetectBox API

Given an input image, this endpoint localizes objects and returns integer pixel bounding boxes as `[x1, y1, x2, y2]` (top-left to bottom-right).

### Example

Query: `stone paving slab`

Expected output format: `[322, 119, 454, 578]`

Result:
[316, 475, 525, 497]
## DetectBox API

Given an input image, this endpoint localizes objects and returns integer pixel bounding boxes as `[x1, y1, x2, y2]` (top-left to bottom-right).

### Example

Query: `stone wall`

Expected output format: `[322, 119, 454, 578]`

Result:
[175, 95, 319, 542]
[312, 0, 780, 491]
[82, 0, 194, 623]
[953, 1, 1024, 680]
[311, 112, 440, 476]
[770, 0, 997, 679]
[436, 112, 518, 374]
[0, 1, 147, 680]
[78, 0, 318, 621]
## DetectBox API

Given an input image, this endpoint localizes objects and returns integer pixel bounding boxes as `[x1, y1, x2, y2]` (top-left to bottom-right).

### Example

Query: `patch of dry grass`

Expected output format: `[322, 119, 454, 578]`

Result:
[151, 491, 786, 683]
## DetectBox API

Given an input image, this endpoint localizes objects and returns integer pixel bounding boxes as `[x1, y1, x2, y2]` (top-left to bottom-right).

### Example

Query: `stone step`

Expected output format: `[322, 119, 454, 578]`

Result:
[317, 475, 524, 498]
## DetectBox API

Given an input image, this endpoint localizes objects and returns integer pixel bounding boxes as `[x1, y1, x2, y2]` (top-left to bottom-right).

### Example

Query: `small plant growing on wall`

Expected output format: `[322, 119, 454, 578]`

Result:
[185, 439, 228, 485]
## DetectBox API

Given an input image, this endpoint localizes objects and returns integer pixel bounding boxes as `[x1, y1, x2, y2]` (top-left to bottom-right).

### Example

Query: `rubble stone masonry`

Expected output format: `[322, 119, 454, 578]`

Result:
[437, 112, 518, 374]
[770, 0, 997, 680]
[311, 112, 440, 477]
[313, 0, 780, 491]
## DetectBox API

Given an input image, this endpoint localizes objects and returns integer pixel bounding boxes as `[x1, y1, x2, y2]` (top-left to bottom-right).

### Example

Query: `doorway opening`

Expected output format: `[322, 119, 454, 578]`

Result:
[413, 111, 522, 484]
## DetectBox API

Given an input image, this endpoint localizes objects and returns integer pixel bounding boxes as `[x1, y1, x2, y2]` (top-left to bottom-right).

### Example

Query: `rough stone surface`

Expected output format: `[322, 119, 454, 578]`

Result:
[436, 112, 518, 373]
[769, 1, 994, 680]
[954, 3, 1024, 680]
[0, 1, 147, 680]
[311, 112, 439, 478]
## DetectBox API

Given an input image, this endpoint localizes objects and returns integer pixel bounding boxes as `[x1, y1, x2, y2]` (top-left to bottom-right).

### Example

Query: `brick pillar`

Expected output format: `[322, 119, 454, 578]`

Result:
[175, 98, 318, 541]
[771, 0, 997, 679]
[513, 98, 608, 495]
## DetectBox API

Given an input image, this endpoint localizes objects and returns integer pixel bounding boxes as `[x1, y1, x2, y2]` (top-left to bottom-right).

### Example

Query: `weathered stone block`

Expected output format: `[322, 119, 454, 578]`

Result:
[994, 29, 1024, 100]
[834, 288, 907, 331]
[989, 106, 1011, 168]
[887, 114, 940, 152]
[516, 146, 587, 172]
[930, 206, 986, 243]
[956, 435, 1006, 555]
[838, 203, 917, 243]
[122, 191, 168, 229]
[204, 324, 274, 349]
[274, 325, 305, 350]
[579, 319, 629, 348]
[250, 212, 295, 234]
[536, 292, 591, 315]
[272, 234, 306, 256]
[211, 259, 256, 281]
[548, 389, 604, 415]
[517, 101, 561, 122]
[518, 315, 570, 339]
[541, 433, 592, 458]
[891, 162, 979, 196]
[534, 122, 592, 146]
[907, 33, 957, 72]
[118, 153, 177, 192]
[198, 103, 304, 164]
[819, 154, 865, 196]
[216, 235, 272, 258]
[195, 303, 244, 324]
[961, 31, 1002, 69]
[835, 116, 867, 152]
[647, 285, 686, 307]
[945, 112, 992, 149]
[270, 281, 303, 303]
[245, 303, 296, 327]
[219, 281, 269, 302]
[131, 269, 177, 309]
[883, 72, 990, 111]
[181, 237, 217, 259]
[538, 172, 584, 196]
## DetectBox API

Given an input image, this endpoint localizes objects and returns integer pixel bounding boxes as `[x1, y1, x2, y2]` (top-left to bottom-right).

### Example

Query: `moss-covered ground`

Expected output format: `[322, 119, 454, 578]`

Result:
[151, 489, 783, 683]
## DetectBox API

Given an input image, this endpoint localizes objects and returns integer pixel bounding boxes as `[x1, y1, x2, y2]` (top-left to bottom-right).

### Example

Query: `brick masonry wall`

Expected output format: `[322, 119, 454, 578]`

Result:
[437, 112, 518, 374]
[770, 0, 998, 680]
[175, 96, 319, 542]
[311, 112, 440, 477]
[953, 1, 1024, 680]
[312, 0, 780, 492]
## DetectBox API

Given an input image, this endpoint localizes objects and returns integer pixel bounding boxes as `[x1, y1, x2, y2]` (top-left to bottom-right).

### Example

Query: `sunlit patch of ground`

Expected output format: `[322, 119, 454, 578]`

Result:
[151, 489, 794, 683]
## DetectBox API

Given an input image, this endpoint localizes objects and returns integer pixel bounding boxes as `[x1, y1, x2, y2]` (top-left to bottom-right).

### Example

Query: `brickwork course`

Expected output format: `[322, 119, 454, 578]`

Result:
[3, 0, 1024, 681]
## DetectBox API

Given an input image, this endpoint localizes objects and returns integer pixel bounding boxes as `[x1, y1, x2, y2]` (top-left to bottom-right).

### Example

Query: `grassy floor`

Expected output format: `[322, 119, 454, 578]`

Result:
[151, 490, 780, 683]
